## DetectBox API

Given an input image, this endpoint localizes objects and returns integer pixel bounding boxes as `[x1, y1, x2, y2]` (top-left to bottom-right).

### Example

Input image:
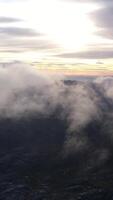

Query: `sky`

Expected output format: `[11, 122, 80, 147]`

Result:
[0, 0, 113, 76]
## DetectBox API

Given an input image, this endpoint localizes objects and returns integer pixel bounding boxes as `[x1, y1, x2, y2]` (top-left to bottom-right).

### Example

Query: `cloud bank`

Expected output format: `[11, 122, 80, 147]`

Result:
[0, 63, 99, 125]
[0, 63, 113, 166]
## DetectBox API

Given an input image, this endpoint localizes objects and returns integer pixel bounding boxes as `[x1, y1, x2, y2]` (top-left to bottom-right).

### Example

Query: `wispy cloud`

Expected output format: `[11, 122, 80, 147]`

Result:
[0, 0, 28, 2]
[62, 0, 112, 4]
[0, 27, 40, 37]
[0, 16, 21, 23]
[57, 50, 113, 59]
[0, 37, 58, 54]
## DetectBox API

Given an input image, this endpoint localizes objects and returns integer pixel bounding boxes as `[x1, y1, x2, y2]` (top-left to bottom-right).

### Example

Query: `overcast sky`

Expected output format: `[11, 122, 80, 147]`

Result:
[0, 0, 113, 75]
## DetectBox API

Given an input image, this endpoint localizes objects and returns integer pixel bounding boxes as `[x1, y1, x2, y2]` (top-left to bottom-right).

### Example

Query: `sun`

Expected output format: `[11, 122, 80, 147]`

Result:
[26, 0, 96, 51]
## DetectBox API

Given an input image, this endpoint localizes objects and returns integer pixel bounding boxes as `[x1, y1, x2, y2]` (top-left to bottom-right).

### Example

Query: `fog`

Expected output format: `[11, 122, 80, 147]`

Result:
[0, 63, 100, 124]
[0, 63, 113, 165]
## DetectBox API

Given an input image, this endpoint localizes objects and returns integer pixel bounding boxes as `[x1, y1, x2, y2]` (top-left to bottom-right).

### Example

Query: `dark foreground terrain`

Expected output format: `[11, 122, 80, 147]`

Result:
[0, 114, 113, 200]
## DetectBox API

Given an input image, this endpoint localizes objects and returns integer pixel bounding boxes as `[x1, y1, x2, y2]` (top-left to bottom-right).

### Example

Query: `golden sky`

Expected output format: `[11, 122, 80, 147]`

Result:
[0, 0, 113, 75]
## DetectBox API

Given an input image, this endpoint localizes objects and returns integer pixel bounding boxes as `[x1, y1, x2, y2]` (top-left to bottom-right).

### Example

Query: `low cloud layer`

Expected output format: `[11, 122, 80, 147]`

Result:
[0, 63, 113, 161]
[0, 63, 100, 124]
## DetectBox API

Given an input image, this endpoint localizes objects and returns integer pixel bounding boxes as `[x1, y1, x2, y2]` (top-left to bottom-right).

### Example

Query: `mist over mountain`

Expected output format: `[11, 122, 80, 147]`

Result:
[1, 63, 113, 199]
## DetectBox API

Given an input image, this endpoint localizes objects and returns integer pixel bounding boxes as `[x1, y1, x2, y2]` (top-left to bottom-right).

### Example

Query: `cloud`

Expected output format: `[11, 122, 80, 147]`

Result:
[0, 27, 58, 53]
[96, 61, 104, 64]
[0, 27, 40, 37]
[0, 63, 100, 156]
[0, 0, 28, 2]
[63, 0, 113, 40]
[0, 63, 113, 165]
[0, 63, 100, 130]
[61, 0, 112, 4]
[0, 38, 58, 53]
[90, 4, 113, 40]
[57, 50, 113, 59]
[94, 77, 113, 100]
[0, 16, 22, 23]
[0, 63, 64, 118]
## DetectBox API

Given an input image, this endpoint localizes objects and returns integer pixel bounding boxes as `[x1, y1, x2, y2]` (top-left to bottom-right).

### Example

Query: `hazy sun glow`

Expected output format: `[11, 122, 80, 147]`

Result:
[27, 0, 97, 51]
